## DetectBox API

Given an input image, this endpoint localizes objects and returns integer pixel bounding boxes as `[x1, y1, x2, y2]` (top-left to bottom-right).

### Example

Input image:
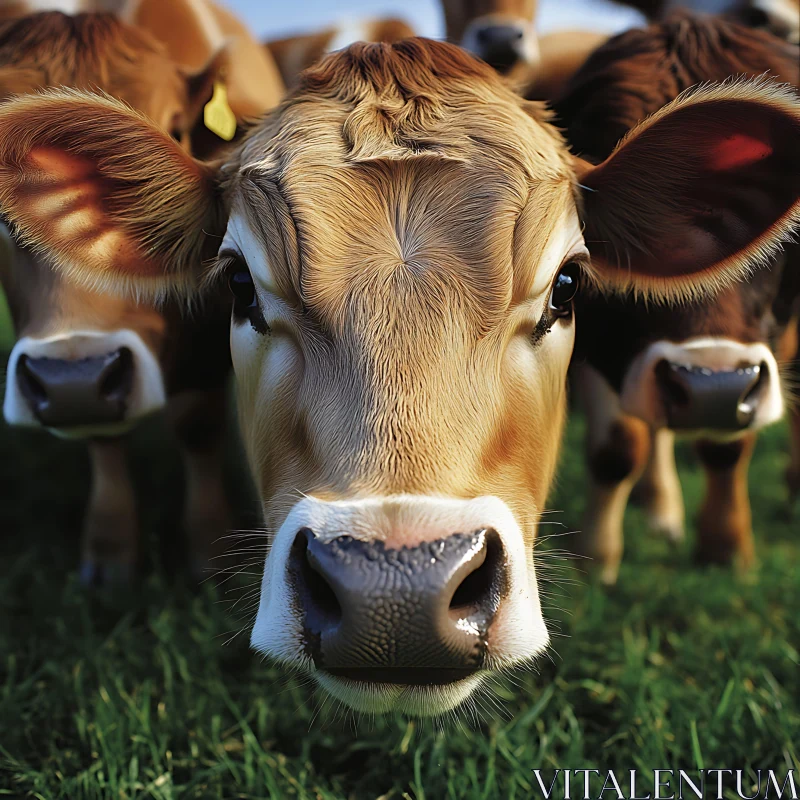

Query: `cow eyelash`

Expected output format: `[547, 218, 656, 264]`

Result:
[218, 251, 270, 335]
[530, 255, 586, 347]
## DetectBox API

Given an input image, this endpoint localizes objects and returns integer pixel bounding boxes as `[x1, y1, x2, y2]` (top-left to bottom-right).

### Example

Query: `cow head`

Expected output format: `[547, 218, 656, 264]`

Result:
[0, 11, 222, 435]
[441, 0, 539, 75]
[0, 40, 796, 713]
[556, 14, 800, 438]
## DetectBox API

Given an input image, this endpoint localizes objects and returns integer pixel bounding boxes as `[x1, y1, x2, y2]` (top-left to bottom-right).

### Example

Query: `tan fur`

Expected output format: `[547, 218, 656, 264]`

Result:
[266, 18, 415, 90]
[0, 11, 201, 129]
[118, 0, 284, 116]
[636, 429, 685, 542]
[575, 364, 651, 584]
[220, 41, 577, 528]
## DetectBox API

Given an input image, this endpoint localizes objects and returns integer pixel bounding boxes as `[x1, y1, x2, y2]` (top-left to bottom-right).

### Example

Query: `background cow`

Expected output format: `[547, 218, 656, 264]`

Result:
[553, 12, 800, 583]
[265, 17, 415, 89]
[0, 8, 277, 585]
[441, 0, 539, 75]
[0, 38, 796, 714]
[440, 0, 610, 102]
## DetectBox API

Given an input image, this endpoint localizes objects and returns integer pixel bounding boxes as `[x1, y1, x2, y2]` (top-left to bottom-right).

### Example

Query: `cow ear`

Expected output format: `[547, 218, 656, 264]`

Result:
[579, 78, 800, 301]
[0, 89, 224, 299]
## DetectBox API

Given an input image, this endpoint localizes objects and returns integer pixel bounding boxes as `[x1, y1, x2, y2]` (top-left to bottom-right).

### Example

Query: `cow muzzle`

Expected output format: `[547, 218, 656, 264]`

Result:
[461, 17, 539, 74]
[4, 330, 166, 436]
[620, 338, 783, 437]
[251, 495, 549, 715]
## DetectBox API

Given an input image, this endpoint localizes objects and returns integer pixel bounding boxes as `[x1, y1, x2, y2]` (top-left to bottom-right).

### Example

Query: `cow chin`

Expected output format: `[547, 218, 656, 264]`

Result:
[619, 337, 784, 440]
[250, 495, 550, 716]
[315, 671, 488, 716]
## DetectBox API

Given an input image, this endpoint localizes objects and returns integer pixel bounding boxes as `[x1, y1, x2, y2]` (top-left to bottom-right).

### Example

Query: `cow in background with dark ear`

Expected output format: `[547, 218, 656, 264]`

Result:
[0, 8, 278, 585]
[553, 12, 800, 583]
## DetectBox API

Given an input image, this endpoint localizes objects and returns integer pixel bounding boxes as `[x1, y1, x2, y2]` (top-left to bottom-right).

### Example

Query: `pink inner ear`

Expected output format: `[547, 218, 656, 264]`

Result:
[707, 133, 773, 171]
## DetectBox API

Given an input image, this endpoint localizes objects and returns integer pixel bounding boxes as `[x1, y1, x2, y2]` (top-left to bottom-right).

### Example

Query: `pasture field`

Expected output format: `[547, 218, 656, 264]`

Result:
[0, 312, 798, 797]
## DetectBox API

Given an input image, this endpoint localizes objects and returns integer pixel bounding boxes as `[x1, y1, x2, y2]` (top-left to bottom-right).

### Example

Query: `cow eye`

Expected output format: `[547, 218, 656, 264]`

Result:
[549, 262, 581, 317]
[228, 265, 257, 315]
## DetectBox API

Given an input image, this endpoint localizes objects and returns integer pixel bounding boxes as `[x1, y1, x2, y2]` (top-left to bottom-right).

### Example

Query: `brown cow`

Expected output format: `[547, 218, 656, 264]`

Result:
[0, 0, 287, 155]
[266, 18, 415, 90]
[119, 0, 285, 125]
[0, 39, 796, 713]
[553, 13, 800, 582]
[0, 9, 269, 584]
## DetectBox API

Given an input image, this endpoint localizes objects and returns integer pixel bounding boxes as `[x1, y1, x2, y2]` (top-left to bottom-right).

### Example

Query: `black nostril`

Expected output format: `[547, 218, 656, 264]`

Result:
[740, 6, 769, 27]
[17, 355, 49, 408]
[99, 347, 134, 402]
[289, 528, 342, 633]
[655, 359, 691, 408]
[737, 360, 768, 426]
[655, 358, 770, 431]
[449, 528, 503, 619]
[511, 28, 524, 40]
[476, 27, 491, 44]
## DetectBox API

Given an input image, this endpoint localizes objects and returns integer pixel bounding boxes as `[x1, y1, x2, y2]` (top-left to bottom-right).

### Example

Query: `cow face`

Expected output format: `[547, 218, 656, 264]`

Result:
[574, 266, 794, 437]
[0, 40, 796, 714]
[556, 14, 800, 438]
[0, 11, 221, 435]
[440, 0, 539, 74]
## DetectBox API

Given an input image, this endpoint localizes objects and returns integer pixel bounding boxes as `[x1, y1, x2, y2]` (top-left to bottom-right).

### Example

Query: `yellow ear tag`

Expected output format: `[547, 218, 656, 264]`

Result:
[204, 81, 236, 141]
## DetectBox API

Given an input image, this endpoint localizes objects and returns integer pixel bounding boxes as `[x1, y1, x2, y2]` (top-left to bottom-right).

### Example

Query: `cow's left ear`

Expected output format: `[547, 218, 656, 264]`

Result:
[0, 89, 225, 299]
[578, 79, 800, 301]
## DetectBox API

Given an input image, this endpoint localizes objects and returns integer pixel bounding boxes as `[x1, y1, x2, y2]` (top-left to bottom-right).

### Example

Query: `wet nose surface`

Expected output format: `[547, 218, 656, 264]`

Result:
[16, 347, 134, 427]
[289, 527, 506, 684]
[473, 24, 526, 72]
[655, 359, 767, 430]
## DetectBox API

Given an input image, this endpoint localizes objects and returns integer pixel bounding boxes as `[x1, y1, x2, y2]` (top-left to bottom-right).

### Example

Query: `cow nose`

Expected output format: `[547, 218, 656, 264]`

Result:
[288, 526, 506, 683]
[16, 347, 134, 428]
[654, 359, 768, 431]
[472, 24, 526, 72]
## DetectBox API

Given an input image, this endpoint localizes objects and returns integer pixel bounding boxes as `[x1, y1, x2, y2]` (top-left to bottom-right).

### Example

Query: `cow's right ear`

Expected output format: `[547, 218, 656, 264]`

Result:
[0, 89, 225, 298]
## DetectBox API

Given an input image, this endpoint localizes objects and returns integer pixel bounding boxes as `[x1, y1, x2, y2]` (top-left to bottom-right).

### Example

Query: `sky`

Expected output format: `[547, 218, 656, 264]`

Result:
[226, 0, 647, 40]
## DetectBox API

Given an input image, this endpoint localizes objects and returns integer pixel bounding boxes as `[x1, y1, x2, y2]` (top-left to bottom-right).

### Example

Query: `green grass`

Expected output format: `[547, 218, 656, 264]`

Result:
[0, 368, 798, 797]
